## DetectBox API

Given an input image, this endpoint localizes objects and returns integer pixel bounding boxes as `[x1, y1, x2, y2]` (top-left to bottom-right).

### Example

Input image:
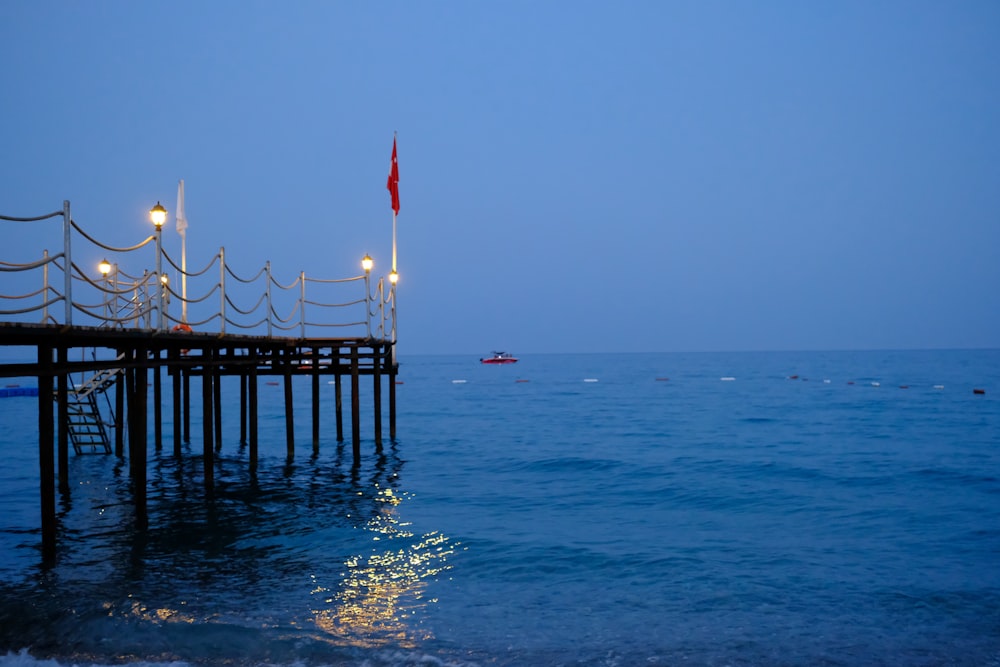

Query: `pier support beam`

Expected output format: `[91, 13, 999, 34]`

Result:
[213, 350, 223, 451]
[56, 346, 69, 494]
[351, 346, 360, 464]
[153, 354, 162, 450]
[283, 347, 294, 458]
[373, 344, 382, 449]
[202, 350, 214, 490]
[248, 348, 258, 472]
[38, 344, 56, 564]
[172, 353, 182, 456]
[311, 347, 320, 452]
[389, 350, 397, 442]
[335, 372, 344, 442]
[115, 367, 125, 457]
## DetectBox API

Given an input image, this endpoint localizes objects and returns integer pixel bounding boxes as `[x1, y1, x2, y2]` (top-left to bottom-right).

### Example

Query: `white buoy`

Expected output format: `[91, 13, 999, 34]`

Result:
[583, 378, 599, 383]
[720, 377, 736, 382]
[451, 379, 467, 384]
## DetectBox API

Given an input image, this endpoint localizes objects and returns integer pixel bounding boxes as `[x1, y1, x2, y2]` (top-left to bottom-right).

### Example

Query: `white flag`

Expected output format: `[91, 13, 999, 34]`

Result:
[176, 179, 188, 236]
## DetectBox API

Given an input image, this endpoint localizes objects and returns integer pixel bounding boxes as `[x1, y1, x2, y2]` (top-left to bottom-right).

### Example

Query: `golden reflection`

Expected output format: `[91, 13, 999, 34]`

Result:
[311, 485, 458, 648]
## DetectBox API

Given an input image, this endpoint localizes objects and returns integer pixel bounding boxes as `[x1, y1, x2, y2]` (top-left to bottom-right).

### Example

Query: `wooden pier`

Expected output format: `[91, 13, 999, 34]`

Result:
[0, 323, 397, 563]
[1, 199, 400, 564]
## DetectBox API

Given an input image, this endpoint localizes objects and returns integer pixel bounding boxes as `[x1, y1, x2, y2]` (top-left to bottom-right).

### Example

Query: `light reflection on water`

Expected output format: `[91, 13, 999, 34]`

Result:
[311, 486, 459, 648]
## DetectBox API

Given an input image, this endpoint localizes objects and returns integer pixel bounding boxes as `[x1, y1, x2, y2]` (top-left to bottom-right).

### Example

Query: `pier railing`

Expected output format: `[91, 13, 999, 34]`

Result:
[0, 201, 395, 341]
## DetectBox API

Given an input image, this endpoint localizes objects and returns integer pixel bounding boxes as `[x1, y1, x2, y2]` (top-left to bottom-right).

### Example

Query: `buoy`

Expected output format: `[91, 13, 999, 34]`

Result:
[934, 385, 944, 390]
[973, 388, 986, 395]
[515, 379, 529, 383]
[451, 379, 467, 384]
[720, 377, 735, 382]
[583, 378, 599, 383]
[265, 381, 279, 386]
[871, 382, 880, 387]
[655, 377, 670, 382]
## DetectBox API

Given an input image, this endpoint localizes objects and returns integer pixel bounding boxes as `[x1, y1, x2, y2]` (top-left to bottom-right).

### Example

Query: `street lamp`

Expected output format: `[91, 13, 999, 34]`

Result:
[150, 202, 167, 229]
[150, 202, 167, 330]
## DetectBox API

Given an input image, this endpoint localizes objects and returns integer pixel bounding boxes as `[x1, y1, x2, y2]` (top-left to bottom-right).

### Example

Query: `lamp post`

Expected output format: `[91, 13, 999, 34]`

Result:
[362, 254, 373, 338]
[98, 258, 111, 326]
[150, 202, 167, 330]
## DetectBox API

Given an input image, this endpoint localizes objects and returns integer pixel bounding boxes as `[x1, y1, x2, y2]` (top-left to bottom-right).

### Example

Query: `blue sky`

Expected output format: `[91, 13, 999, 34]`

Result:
[2, 1, 998, 354]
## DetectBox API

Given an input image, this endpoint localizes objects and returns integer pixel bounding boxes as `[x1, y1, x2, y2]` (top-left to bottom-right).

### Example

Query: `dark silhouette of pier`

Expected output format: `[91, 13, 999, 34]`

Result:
[1, 200, 398, 563]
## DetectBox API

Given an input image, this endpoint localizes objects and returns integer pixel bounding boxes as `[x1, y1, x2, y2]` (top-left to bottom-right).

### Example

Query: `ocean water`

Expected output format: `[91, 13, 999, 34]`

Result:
[1, 349, 998, 667]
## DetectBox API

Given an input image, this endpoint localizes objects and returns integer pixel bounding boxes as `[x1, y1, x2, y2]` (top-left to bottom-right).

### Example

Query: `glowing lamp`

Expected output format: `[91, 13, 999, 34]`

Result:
[150, 202, 167, 229]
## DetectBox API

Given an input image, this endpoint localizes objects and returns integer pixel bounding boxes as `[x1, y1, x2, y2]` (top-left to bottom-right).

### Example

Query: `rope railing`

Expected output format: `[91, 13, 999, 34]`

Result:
[0, 200, 395, 341]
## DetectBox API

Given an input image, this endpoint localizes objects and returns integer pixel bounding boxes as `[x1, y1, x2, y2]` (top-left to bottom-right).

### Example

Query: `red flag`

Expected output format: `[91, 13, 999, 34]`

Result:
[386, 137, 400, 214]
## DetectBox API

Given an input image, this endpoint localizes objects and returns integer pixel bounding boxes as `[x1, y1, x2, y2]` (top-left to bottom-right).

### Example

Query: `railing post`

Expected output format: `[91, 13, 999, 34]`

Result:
[62, 200, 72, 325]
[265, 261, 272, 338]
[42, 249, 49, 324]
[219, 247, 226, 335]
[300, 271, 306, 339]
[155, 225, 164, 331]
[364, 272, 371, 339]
[378, 278, 385, 339]
[390, 282, 397, 366]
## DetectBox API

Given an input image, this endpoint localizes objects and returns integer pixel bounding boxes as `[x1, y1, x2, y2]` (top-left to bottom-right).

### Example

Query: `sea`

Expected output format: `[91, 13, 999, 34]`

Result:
[1, 349, 998, 667]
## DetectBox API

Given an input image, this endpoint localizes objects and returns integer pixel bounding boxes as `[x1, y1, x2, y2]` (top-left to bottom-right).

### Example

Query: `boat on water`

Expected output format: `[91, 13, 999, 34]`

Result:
[481, 351, 518, 365]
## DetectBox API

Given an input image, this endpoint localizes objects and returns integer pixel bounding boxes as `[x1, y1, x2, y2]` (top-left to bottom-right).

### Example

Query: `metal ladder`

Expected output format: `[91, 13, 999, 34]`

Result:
[63, 366, 121, 454]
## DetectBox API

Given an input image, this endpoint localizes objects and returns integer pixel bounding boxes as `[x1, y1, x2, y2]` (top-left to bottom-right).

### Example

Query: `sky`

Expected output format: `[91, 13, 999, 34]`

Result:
[1, 0, 998, 355]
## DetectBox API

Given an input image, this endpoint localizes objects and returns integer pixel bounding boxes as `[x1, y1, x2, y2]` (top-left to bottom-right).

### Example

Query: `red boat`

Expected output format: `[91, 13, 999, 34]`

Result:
[481, 351, 518, 364]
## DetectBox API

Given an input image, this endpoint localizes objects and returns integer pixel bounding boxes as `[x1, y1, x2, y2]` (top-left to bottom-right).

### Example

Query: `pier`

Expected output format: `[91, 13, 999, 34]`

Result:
[1, 201, 398, 563]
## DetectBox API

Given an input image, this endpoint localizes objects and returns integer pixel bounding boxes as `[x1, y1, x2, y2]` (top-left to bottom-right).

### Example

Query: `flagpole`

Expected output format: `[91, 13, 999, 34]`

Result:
[392, 211, 397, 273]
[176, 179, 189, 323]
[181, 229, 187, 322]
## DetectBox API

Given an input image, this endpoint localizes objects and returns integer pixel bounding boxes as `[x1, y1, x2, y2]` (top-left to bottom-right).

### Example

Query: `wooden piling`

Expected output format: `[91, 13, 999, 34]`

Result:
[202, 350, 214, 490]
[335, 372, 344, 442]
[172, 353, 182, 456]
[311, 347, 320, 451]
[389, 357, 397, 441]
[37, 344, 55, 564]
[57, 346, 69, 494]
[248, 347, 258, 472]
[351, 346, 360, 463]
[153, 355, 162, 450]
[239, 371, 247, 445]
[213, 351, 223, 451]
[283, 347, 294, 458]
[182, 370, 191, 443]
[373, 343, 382, 448]
[115, 366, 125, 457]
